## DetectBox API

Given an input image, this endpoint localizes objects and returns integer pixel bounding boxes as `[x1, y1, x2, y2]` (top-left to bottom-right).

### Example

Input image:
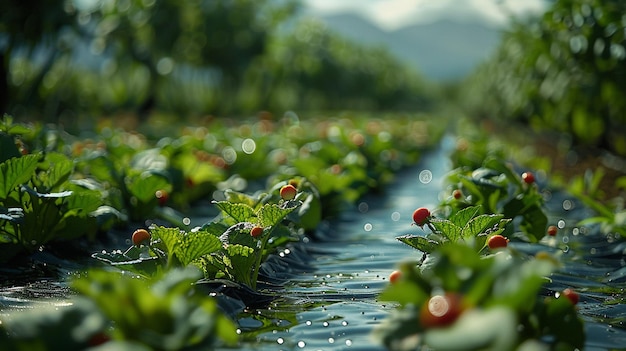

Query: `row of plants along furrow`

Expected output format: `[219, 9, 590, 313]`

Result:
[373, 128, 626, 350]
[0, 113, 445, 350]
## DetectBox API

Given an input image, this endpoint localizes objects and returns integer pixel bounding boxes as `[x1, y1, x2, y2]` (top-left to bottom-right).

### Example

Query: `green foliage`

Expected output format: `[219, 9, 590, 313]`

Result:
[374, 244, 585, 350]
[444, 157, 548, 242]
[0, 268, 238, 350]
[72, 268, 238, 350]
[461, 0, 626, 156]
[0, 147, 107, 259]
[398, 205, 510, 254]
[93, 180, 312, 290]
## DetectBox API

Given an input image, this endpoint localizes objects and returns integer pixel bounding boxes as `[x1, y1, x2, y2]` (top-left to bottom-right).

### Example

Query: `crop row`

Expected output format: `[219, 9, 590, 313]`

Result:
[0, 113, 444, 349]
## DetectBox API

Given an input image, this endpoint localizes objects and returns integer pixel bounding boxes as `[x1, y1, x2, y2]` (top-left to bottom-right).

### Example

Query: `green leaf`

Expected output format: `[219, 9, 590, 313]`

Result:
[396, 234, 440, 253]
[224, 189, 258, 208]
[127, 172, 170, 203]
[462, 214, 505, 238]
[151, 226, 183, 264]
[429, 218, 462, 242]
[42, 153, 73, 191]
[258, 201, 300, 228]
[214, 201, 256, 223]
[91, 247, 163, 277]
[65, 190, 102, 214]
[449, 205, 482, 227]
[175, 230, 223, 266]
[224, 244, 256, 286]
[0, 154, 39, 199]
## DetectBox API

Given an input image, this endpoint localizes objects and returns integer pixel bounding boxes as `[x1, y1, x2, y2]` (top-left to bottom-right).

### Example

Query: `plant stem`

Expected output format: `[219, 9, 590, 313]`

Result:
[250, 226, 276, 291]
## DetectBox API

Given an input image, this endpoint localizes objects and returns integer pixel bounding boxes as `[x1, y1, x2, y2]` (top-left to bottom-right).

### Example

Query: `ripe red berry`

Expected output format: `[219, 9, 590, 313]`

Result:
[522, 172, 535, 184]
[547, 225, 558, 236]
[155, 189, 169, 206]
[88, 332, 110, 346]
[487, 234, 509, 249]
[452, 189, 463, 199]
[559, 288, 579, 305]
[412, 207, 431, 226]
[420, 293, 464, 328]
[389, 270, 402, 284]
[132, 229, 151, 246]
[280, 184, 297, 200]
[250, 226, 264, 238]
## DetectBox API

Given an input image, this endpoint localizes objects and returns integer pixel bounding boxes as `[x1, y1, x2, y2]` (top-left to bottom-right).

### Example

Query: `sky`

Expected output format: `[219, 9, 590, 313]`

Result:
[303, 0, 549, 30]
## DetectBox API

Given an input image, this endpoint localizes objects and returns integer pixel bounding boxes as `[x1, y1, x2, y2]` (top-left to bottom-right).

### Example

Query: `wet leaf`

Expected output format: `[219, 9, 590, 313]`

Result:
[397, 234, 439, 253]
[214, 201, 256, 223]
[175, 230, 222, 266]
[0, 154, 39, 199]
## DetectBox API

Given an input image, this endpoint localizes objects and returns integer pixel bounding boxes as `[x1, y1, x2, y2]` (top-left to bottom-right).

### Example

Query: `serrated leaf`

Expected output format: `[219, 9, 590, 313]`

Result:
[200, 221, 230, 237]
[224, 244, 256, 286]
[224, 189, 257, 207]
[462, 214, 505, 238]
[214, 201, 256, 223]
[150, 226, 183, 263]
[175, 231, 222, 266]
[449, 206, 481, 227]
[258, 202, 300, 228]
[91, 248, 162, 277]
[396, 234, 440, 253]
[42, 154, 73, 191]
[429, 218, 462, 242]
[0, 154, 39, 199]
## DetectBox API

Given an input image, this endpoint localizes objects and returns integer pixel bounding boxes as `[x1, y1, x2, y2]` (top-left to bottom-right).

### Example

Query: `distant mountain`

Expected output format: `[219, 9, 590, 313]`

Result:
[306, 13, 503, 80]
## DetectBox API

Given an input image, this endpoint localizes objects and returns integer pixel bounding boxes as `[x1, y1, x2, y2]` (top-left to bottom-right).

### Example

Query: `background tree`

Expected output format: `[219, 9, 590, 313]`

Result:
[460, 0, 626, 155]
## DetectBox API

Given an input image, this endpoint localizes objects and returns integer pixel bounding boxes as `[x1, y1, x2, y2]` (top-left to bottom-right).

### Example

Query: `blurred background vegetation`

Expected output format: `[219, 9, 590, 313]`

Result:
[1, 0, 625, 155]
[0, 0, 436, 125]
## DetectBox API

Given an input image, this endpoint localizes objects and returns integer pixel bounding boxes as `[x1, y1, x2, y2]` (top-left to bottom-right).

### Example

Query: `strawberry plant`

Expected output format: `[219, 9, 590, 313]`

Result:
[374, 243, 585, 350]
[397, 205, 511, 255]
[92, 179, 319, 291]
[0, 268, 237, 350]
[444, 157, 548, 242]
[0, 149, 111, 261]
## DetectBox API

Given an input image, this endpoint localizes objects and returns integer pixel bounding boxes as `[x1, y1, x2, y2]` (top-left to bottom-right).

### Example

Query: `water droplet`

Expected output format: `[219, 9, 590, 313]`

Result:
[419, 169, 432, 184]
[183, 217, 191, 226]
[323, 321, 329, 327]
[236, 329, 242, 334]
[562, 199, 574, 210]
[328, 337, 335, 343]
[391, 211, 401, 221]
[346, 339, 353, 346]
[305, 320, 312, 326]
[277, 337, 284, 345]
[297, 341, 306, 348]
[242, 138, 256, 154]
[364, 223, 372, 231]
[342, 320, 348, 326]
[558, 220, 565, 228]
[358, 202, 369, 213]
